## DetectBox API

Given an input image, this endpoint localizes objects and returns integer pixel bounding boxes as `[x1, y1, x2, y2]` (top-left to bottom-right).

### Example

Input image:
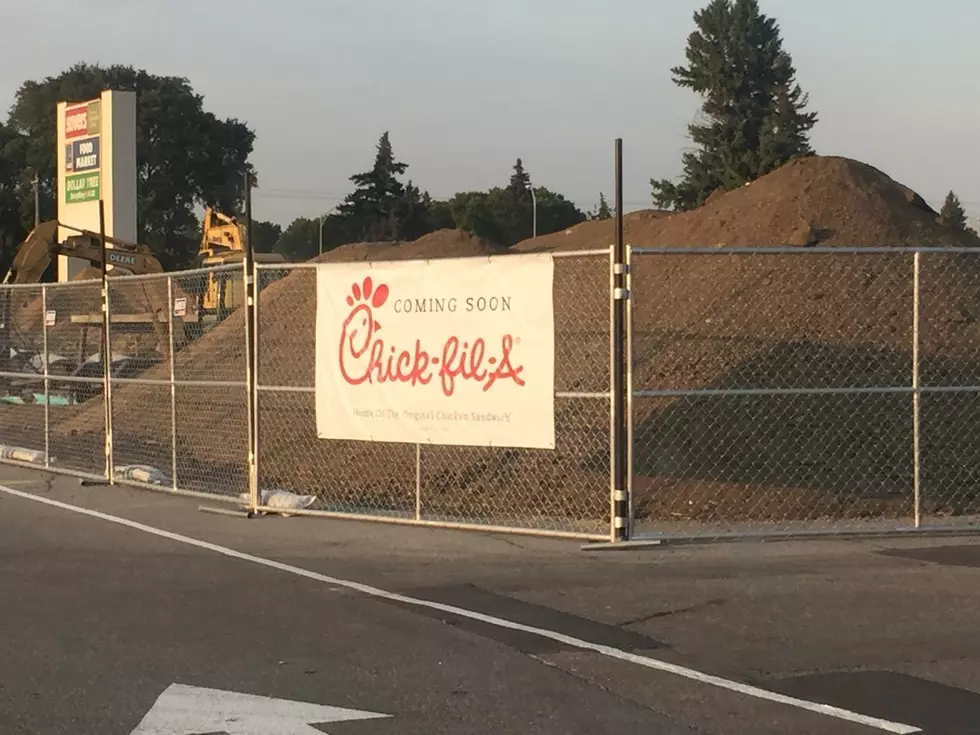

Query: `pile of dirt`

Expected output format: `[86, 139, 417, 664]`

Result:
[313, 228, 507, 264]
[517, 156, 980, 252]
[41, 160, 980, 530]
[518, 156, 980, 526]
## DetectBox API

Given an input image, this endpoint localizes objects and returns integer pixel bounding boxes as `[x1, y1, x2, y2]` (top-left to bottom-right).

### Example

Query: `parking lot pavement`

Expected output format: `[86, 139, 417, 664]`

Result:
[3, 464, 980, 734]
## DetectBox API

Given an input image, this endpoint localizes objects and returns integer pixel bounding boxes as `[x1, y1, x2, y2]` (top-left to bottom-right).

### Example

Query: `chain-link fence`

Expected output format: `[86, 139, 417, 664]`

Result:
[2, 253, 613, 538]
[629, 247, 980, 540]
[103, 265, 251, 499]
[0, 265, 252, 500]
[0, 280, 108, 479]
[253, 250, 611, 538]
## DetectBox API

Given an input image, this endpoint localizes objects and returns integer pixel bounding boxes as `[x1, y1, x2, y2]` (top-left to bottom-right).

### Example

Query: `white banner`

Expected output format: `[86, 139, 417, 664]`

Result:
[315, 254, 555, 449]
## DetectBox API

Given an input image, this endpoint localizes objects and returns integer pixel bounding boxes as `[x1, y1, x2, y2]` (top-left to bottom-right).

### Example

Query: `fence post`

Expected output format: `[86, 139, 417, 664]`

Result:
[611, 138, 630, 541]
[415, 443, 422, 521]
[251, 261, 262, 511]
[912, 251, 922, 528]
[167, 276, 178, 491]
[625, 243, 634, 538]
[98, 201, 114, 483]
[42, 285, 50, 469]
[243, 173, 259, 512]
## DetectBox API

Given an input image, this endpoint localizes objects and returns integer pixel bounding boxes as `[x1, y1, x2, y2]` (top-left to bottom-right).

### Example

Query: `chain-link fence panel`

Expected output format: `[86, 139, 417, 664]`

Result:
[38, 279, 108, 478]
[0, 284, 47, 465]
[630, 249, 924, 539]
[106, 273, 175, 488]
[170, 266, 249, 500]
[100, 266, 250, 499]
[255, 253, 611, 538]
[917, 251, 980, 524]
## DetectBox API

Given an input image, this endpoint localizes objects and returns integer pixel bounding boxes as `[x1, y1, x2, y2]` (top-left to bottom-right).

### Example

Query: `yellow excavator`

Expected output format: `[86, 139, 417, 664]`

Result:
[197, 208, 285, 316]
[2, 221, 165, 285]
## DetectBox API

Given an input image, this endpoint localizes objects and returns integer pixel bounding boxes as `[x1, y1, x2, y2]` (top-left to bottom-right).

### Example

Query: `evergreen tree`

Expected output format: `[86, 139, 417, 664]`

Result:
[938, 190, 969, 232]
[651, 0, 817, 211]
[590, 192, 612, 220]
[335, 131, 410, 241]
[508, 158, 532, 198]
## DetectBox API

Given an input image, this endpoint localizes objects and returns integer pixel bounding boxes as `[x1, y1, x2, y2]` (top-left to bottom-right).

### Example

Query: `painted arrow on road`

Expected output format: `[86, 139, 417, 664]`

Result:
[131, 683, 391, 734]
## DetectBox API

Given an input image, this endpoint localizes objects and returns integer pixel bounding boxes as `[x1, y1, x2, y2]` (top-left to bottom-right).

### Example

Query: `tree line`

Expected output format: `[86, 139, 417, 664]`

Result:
[272, 136, 603, 262]
[0, 65, 604, 275]
[2, 0, 973, 277]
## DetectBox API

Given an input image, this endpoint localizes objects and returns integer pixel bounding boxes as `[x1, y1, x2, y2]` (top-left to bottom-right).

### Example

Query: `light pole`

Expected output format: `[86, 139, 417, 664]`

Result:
[525, 183, 537, 239]
[32, 172, 39, 228]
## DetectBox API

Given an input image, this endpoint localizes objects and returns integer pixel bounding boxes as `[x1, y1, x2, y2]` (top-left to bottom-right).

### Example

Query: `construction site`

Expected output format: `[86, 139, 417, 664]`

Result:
[3, 154, 980, 539]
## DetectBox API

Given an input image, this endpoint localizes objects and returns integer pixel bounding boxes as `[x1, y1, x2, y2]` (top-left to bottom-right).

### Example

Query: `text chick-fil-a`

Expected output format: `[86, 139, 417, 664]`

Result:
[337, 277, 526, 397]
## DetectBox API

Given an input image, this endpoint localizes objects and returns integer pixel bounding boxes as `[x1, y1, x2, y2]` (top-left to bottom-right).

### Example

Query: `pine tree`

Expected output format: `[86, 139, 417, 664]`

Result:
[336, 131, 409, 241]
[508, 158, 532, 198]
[591, 192, 612, 220]
[938, 190, 969, 232]
[651, 0, 817, 211]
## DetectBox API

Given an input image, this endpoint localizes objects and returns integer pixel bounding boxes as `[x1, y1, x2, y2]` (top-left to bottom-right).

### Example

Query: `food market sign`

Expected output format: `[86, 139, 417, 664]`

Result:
[314, 254, 556, 449]
[65, 137, 100, 173]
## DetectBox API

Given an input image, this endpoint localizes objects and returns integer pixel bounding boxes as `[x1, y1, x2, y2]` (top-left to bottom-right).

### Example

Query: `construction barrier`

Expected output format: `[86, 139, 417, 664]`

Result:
[4, 246, 980, 542]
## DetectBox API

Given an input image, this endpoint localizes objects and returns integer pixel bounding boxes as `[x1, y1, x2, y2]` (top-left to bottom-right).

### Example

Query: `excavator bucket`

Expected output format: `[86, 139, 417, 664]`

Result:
[3, 220, 60, 285]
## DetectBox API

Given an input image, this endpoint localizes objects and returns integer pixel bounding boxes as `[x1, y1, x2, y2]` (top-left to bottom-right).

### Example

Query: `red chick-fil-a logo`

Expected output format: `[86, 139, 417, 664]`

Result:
[338, 276, 526, 396]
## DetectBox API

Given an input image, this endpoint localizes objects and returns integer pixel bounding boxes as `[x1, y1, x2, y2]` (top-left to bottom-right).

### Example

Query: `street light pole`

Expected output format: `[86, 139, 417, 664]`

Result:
[525, 183, 537, 239]
[32, 172, 39, 228]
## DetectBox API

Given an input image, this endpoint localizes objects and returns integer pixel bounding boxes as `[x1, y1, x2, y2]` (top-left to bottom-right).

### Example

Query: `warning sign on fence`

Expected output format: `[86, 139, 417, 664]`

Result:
[314, 254, 555, 449]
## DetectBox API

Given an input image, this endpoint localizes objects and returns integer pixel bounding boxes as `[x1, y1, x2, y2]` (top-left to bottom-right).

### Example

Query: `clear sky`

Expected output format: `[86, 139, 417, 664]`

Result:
[4, 0, 979, 226]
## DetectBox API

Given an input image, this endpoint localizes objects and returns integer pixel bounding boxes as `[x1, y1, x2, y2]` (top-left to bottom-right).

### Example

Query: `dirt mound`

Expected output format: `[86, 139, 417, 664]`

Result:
[46, 159, 980, 530]
[314, 228, 506, 263]
[516, 156, 980, 252]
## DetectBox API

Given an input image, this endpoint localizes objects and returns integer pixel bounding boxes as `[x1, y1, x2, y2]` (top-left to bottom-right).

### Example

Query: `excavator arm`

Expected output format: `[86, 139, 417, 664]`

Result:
[1, 222, 168, 385]
[2, 220, 164, 285]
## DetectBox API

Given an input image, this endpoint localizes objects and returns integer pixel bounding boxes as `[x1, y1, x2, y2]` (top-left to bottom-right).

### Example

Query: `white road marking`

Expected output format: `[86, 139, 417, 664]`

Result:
[0, 484, 921, 735]
[131, 683, 389, 734]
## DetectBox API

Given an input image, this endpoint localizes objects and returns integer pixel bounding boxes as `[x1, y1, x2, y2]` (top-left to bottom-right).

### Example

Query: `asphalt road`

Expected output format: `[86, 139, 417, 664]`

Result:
[2, 464, 980, 734]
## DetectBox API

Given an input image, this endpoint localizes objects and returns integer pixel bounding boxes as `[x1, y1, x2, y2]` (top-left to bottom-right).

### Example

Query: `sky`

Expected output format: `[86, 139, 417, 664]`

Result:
[4, 0, 980, 227]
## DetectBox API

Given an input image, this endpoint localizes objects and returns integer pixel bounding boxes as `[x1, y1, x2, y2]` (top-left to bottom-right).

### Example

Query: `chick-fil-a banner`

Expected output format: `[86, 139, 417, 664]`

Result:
[314, 253, 555, 449]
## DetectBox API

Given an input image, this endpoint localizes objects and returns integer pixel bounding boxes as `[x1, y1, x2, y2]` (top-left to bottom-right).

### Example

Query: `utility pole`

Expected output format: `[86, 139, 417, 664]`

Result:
[32, 172, 39, 228]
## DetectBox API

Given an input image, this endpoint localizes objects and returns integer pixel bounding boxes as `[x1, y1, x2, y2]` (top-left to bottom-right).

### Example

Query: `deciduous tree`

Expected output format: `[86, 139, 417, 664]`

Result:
[6, 63, 256, 268]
